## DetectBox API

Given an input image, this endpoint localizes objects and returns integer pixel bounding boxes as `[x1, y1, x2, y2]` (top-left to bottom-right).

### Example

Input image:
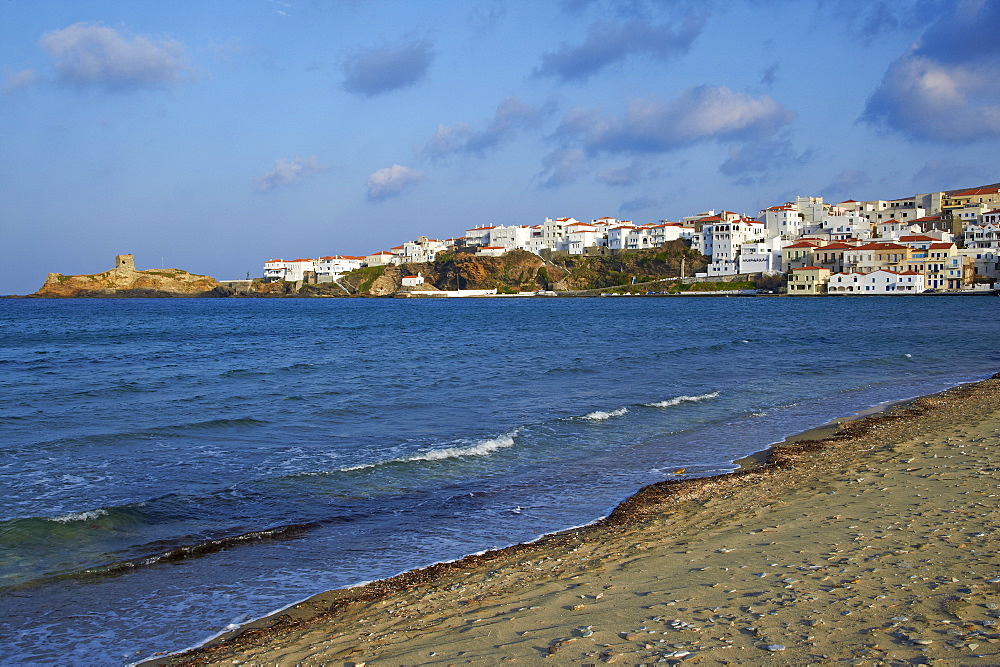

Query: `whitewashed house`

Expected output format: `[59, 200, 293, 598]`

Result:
[651, 222, 695, 243]
[565, 223, 604, 254]
[738, 235, 783, 274]
[401, 237, 449, 263]
[263, 258, 316, 282]
[760, 204, 804, 239]
[464, 225, 497, 248]
[365, 251, 401, 266]
[873, 219, 921, 240]
[607, 225, 637, 251]
[625, 225, 659, 250]
[540, 217, 576, 249]
[488, 225, 533, 252]
[524, 225, 548, 254]
[401, 273, 425, 287]
[963, 219, 1000, 249]
[476, 246, 507, 257]
[263, 259, 289, 282]
[705, 218, 766, 276]
[827, 270, 925, 294]
[315, 255, 364, 280]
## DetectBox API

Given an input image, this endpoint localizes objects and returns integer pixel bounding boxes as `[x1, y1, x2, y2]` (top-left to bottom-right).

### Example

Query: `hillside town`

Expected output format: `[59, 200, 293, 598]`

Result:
[261, 183, 1000, 295]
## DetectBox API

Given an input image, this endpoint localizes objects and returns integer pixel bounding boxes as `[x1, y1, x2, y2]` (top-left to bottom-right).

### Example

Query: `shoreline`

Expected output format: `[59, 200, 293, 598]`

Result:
[148, 373, 1000, 665]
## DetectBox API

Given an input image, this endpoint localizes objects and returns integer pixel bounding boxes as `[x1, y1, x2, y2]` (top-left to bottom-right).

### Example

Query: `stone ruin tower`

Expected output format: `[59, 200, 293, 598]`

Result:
[115, 254, 136, 273]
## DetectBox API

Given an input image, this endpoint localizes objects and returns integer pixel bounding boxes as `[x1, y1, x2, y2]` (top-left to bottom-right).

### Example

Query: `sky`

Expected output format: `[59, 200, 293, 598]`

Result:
[1, 0, 998, 295]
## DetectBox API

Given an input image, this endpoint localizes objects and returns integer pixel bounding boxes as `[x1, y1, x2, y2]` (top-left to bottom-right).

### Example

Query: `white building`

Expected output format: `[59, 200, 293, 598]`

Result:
[703, 218, 766, 276]
[964, 219, 1000, 249]
[738, 235, 784, 274]
[827, 270, 925, 294]
[873, 219, 921, 240]
[401, 273, 425, 287]
[524, 225, 547, 254]
[540, 217, 576, 248]
[263, 259, 289, 282]
[365, 251, 401, 266]
[464, 225, 498, 247]
[959, 247, 1000, 282]
[488, 225, 533, 252]
[274, 258, 314, 282]
[606, 225, 638, 251]
[476, 246, 507, 257]
[565, 223, 604, 254]
[400, 237, 449, 263]
[315, 255, 364, 280]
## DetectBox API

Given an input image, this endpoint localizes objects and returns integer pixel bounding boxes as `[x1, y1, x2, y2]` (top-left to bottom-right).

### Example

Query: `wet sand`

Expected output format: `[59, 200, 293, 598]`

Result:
[155, 373, 1000, 665]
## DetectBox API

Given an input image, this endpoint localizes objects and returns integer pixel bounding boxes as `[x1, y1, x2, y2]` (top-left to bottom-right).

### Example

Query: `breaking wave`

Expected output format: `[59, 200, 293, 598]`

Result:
[340, 429, 521, 472]
[581, 407, 629, 421]
[644, 391, 719, 408]
[48, 509, 109, 524]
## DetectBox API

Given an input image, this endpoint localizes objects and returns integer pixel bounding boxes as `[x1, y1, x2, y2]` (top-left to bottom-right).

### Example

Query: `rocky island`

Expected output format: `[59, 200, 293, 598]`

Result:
[32, 254, 228, 298]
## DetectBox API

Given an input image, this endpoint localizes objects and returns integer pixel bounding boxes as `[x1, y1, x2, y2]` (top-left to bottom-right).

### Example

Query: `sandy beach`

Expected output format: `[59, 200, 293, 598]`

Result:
[154, 373, 1000, 665]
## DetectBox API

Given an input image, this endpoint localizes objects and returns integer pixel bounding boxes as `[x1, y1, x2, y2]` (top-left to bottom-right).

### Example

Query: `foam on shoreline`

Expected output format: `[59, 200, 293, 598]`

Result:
[145, 372, 1000, 665]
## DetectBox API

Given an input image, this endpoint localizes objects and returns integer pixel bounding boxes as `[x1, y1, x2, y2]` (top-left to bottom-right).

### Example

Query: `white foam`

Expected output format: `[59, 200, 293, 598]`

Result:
[406, 430, 518, 462]
[645, 391, 719, 408]
[48, 509, 108, 523]
[335, 429, 520, 472]
[581, 407, 628, 421]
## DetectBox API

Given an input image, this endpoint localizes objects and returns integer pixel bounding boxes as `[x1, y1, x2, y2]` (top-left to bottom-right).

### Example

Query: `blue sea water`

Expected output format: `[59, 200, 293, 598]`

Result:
[0, 296, 997, 664]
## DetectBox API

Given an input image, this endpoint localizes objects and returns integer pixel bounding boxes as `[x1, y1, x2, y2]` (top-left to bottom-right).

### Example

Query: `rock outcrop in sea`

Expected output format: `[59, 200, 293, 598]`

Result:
[32, 254, 228, 298]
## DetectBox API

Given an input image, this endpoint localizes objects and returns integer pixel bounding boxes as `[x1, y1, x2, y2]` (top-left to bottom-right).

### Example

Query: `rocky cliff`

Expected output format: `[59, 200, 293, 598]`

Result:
[32, 254, 226, 298]
[273, 246, 707, 297]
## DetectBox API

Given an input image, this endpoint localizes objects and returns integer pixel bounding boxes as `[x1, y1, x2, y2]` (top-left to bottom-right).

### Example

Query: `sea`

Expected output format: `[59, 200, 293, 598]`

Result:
[1, 296, 998, 664]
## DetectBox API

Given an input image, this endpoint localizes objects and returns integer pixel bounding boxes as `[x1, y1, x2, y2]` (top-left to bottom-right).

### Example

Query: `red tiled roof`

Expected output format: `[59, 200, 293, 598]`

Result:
[794, 266, 826, 271]
[949, 185, 1000, 196]
[929, 243, 955, 249]
[855, 243, 907, 250]
[783, 241, 820, 249]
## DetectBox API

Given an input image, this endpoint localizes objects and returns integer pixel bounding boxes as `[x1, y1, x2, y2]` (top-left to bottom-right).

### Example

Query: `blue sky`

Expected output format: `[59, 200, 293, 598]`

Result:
[1, 0, 998, 295]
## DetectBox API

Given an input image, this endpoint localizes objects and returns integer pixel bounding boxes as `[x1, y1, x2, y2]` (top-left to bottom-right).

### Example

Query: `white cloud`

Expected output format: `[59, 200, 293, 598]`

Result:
[342, 39, 434, 97]
[253, 156, 330, 192]
[38, 22, 187, 91]
[536, 148, 586, 188]
[366, 164, 424, 200]
[423, 96, 544, 159]
[2, 68, 39, 93]
[534, 16, 704, 83]
[861, 1, 1000, 142]
[555, 85, 795, 155]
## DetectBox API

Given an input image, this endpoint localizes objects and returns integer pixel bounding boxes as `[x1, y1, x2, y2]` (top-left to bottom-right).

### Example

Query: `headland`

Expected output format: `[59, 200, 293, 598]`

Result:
[30, 254, 229, 298]
[149, 372, 1000, 665]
